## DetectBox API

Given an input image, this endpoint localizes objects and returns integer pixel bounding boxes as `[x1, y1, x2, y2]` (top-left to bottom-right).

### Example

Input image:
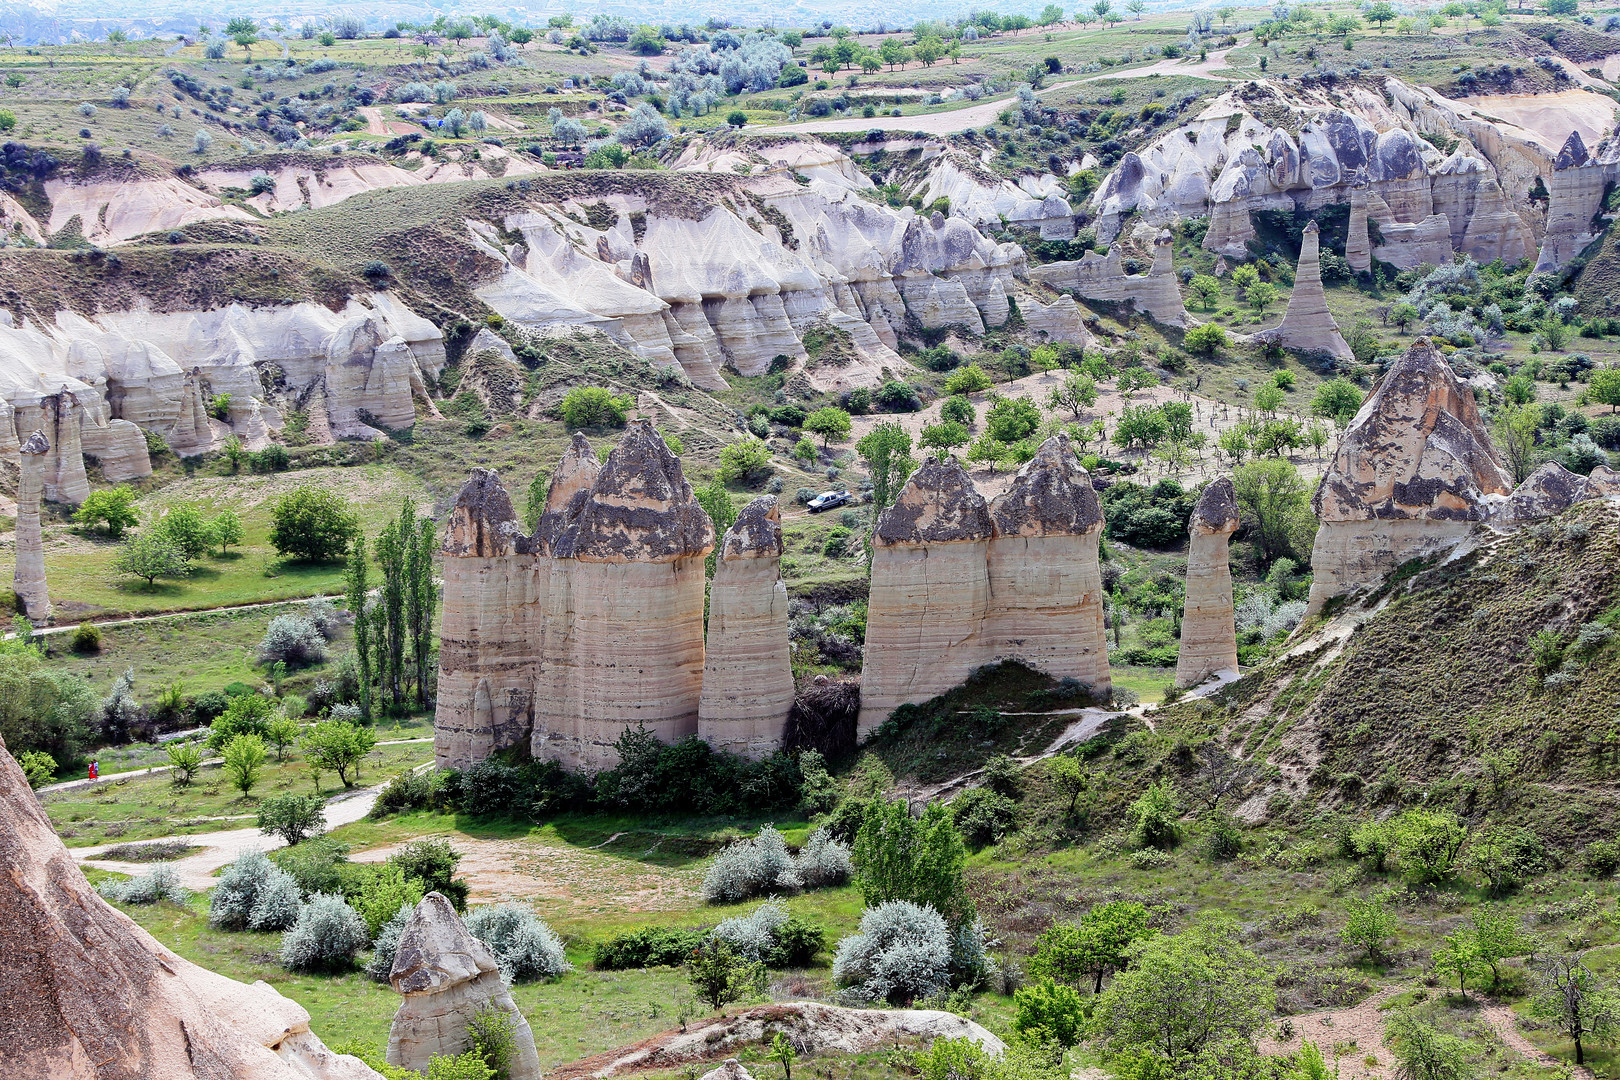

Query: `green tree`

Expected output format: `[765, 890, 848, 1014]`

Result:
[222, 733, 267, 794]
[856, 422, 915, 510]
[1229, 264, 1260, 294]
[269, 486, 358, 563]
[1028, 900, 1156, 993]
[1013, 978, 1086, 1047]
[726, 110, 747, 128]
[1247, 282, 1279, 314]
[1232, 458, 1314, 563]
[1389, 303, 1419, 333]
[406, 511, 437, 708]
[1504, 373, 1537, 405]
[112, 530, 194, 586]
[265, 715, 300, 761]
[687, 938, 764, 1010]
[165, 740, 204, 786]
[770, 1032, 796, 1080]
[941, 395, 976, 428]
[1311, 378, 1364, 426]
[1126, 781, 1180, 849]
[1529, 953, 1620, 1066]
[943, 364, 994, 395]
[1385, 1011, 1473, 1080]
[1254, 384, 1285, 413]
[303, 720, 377, 788]
[1432, 928, 1484, 999]
[0, 645, 98, 761]
[851, 797, 973, 926]
[345, 536, 374, 721]
[1048, 371, 1099, 419]
[158, 505, 215, 560]
[1469, 908, 1524, 990]
[804, 406, 853, 447]
[374, 515, 408, 709]
[19, 749, 56, 788]
[1089, 915, 1275, 1060]
[985, 396, 1042, 443]
[1590, 367, 1620, 412]
[717, 437, 774, 486]
[559, 386, 634, 428]
[74, 485, 140, 537]
[1340, 894, 1398, 963]
[1366, 1, 1397, 27]
[1393, 809, 1469, 884]
[1492, 403, 1540, 484]
[694, 481, 736, 577]
[1216, 426, 1249, 466]
[258, 792, 325, 845]
[210, 509, 245, 555]
[629, 24, 665, 54]
[1184, 324, 1228, 356]
[919, 421, 971, 454]
[1188, 274, 1221, 310]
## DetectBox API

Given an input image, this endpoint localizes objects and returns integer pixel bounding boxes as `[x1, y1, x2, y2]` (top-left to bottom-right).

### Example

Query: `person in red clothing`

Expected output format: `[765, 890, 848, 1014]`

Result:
[88, 759, 98, 781]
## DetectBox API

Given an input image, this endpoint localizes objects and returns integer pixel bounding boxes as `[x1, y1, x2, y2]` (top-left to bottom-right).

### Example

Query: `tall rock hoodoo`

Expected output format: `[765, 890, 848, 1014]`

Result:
[699, 495, 795, 759]
[1176, 478, 1240, 689]
[14, 429, 51, 622]
[858, 438, 1111, 737]
[1263, 221, 1352, 360]
[387, 893, 542, 1079]
[536, 418, 715, 768]
[859, 457, 997, 737]
[1306, 337, 1512, 614]
[984, 434, 1110, 695]
[0, 737, 380, 1080]
[433, 468, 531, 771]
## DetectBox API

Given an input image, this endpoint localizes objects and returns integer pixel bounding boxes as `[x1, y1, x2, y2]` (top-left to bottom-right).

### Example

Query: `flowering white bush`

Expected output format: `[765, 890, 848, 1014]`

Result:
[99, 863, 188, 905]
[703, 825, 801, 903]
[465, 903, 572, 981]
[712, 899, 789, 963]
[210, 851, 301, 931]
[365, 901, 415, 982]
[795, 827, 852, 889]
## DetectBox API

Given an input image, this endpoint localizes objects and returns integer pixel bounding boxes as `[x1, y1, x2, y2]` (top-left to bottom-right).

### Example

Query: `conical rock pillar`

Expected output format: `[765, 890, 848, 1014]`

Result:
[1176, 477, 1239, 688]
[1266, 221, 1352, 360]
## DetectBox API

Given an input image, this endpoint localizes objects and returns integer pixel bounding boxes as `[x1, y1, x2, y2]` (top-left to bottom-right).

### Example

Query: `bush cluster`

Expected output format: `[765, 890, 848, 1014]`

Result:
[465, 904, 572, 982]
[703, 826, 851, 904]
[210, 851, 302, 931]
[831, 900, 958, 1003]
[98, 863, 189, 905]
[280, 893, 370, 973]
[593, 925, 710, 969]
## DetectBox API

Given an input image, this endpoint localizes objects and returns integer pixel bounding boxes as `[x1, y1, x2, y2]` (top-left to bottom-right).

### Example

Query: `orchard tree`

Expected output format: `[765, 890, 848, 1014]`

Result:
[112, 531, 193, 586]
[1530, 952, 1620, 1066]
[856, 422, 915, 510]
[1048, 370, 1099, 419]
[804, 406, 852, 447]
[1029, 900, 1157, 993]
[919, 420, 971, 455]
[269, 486, 358, 563]
[74, 486, 140, 538]
[1589, 367, 1620, 412]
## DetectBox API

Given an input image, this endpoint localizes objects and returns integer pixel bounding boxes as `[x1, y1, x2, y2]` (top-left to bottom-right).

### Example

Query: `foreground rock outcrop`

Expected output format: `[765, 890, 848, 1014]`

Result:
[698, 495, 795, 759]
[1306, 337, 1512, 614]
[14, 429, 51, 622]
[1176, 478, 1240, 689]
[388, 893, 542, 1078]
[0, 735, 379, 1080]
[858, 437, 1109, 737]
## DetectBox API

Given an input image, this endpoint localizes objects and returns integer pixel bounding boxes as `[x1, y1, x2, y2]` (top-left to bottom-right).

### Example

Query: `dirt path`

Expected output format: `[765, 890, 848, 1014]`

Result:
[1082, 42, 1248, 82]
[40, 737, 432, 794]
[1257, 986, 1403, 1079]
[357, 105, 422, 137]
[6, 594, 335, 641]
[758, 80, 1081, 135]
[1480, 999, 1594, 1080]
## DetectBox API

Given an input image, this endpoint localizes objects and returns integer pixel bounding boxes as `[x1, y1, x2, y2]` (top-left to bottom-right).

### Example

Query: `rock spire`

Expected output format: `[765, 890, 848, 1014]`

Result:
[14, 430, 51, 622]
[1264, 221, 1352, 360]
[1176, 478, 1240, 689]
[699, 495, 795, 758]
[387, 893, 542, 1078]
[1306, 337, 1512, 613]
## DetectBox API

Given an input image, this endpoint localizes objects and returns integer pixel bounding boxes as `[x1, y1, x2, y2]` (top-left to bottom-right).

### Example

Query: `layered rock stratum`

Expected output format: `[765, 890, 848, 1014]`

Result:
[1176, 477, 1241, 689]
[387, 892, 542, 1079]
[1306, 337, 1513, 614]
[14, 429, 51, 622]
[0, 736, 379, 1080]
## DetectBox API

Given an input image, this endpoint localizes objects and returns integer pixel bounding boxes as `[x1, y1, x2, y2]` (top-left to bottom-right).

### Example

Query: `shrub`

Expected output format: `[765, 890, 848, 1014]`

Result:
[1185, 323, 1228, 355]
[852, 798, 973, 927]
[1584, 838, 1620, 878]
[391, 837, 468, 909]
[1126, 781, 1180, 850]
[467, 1005, 518, 1080]
[210, 850, 302, 931]
[259, 613, 326, 666]
[98, 863, 189, 905]
[704, 825, 801, 903]
[951, 787, 1018, 849]
[71, 622, 103, 654]
[1392, 808, 1468, 884]
[207, 693, 274, 749]
[222, 733, 267, 794]
[259, 793, 326, 846]
[465, 904, 572, 981]
[372, 770, 435, 817]
[1340, 894, 1398, 963]
[73, 486, 140, 537]
[280, 893, 369, 972]
[269, 486, 358, 563]
[832, 900, 954, 1003]
[943, 364, 994, 395]
[426, 1051, 496, 1080]
[356, 864, 426, 938]
[717, 437, 774, 485]
[559, 386, 634, 428]
[795, 827, 852, 888]
[1013, 978, 1086, 1047]
[18, 750, 56, 788]
[158, 505, 214, 559]
[712, 898, 790, 962]
[365, 901, 415, 981]
[594, 925, 709, 969]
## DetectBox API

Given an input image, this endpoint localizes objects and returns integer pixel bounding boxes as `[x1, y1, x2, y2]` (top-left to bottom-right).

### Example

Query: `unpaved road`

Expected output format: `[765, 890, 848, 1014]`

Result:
[758, 80, 1081, 135]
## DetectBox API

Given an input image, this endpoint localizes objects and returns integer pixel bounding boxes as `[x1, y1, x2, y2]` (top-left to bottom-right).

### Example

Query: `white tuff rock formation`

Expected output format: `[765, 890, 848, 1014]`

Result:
[699, 495, 795, 759]
[1261, 221, 1352, 360]
[387, 893, 542, 1079]
[1306, 337, 1512, 614]
[0, 735, 380, 1080]
[1027, 229, 1189, 325]
[14, 429, 50, 622]
[859, 437, 1109, 737]
[1176, 477, 1240, 689]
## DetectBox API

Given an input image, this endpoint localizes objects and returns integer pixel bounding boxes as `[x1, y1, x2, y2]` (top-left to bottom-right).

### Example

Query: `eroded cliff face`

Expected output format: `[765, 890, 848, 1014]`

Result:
[0, 294, 443, 502]
[1306, 337, 1513, 614]
[1091, 78, 1540, 268]
[858, 438, 1110, 737]
[0, 736, 380, 1080]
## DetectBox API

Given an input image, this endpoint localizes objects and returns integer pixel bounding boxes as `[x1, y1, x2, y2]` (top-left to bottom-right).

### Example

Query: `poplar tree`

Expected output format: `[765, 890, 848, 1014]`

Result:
[375, 509, 408, 710]
[344, 537, 373, 721]
[405, 514, 437, 707]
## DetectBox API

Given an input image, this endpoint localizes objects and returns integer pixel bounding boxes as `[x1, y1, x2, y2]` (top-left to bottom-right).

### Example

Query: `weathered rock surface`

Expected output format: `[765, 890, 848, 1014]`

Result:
[1536, 130, 1620, 272]
[0, 734, 380, 1080]
[1176, 478, 1240, 688]
[538, 419, 715, 768]
[13, 429, 50, 622]
[699, 495, 794, 759]
[387, 893, 541, 1079]
[1497, 460, 1620, 523]
[860, 442, 1111, 736]
[1306, 337, 1512, 613]
[1026, 230, 1188, 325]
[1260, 221, 1352, 359]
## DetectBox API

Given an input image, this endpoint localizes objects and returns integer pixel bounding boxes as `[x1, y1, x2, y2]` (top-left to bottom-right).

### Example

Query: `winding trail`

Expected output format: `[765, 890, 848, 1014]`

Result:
[757, 80, 1081, 135]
